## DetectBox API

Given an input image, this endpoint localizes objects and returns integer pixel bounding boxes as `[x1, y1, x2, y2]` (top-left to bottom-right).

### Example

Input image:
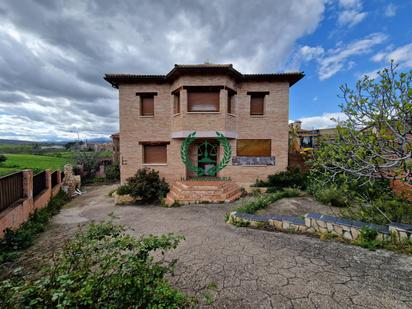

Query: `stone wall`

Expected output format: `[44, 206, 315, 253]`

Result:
[229, 211, 412, 242]
[0, 169, 62, 238]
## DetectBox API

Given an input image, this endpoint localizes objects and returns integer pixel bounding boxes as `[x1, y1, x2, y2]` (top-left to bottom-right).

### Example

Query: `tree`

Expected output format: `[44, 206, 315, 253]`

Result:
[312, 62, 411, 184]
[0, 154, 6, 164]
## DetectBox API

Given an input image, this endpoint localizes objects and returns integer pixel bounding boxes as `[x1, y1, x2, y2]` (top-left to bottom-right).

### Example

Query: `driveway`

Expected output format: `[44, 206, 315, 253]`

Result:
[17, 185, 412, 308]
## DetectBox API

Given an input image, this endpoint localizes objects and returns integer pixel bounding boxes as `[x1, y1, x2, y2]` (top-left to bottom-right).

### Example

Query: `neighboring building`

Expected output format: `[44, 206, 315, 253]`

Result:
[289, 120, 337, 150]
[105, 64, 303, 186]
[111, 132, 120, 163]
[93, 142, 113, 153]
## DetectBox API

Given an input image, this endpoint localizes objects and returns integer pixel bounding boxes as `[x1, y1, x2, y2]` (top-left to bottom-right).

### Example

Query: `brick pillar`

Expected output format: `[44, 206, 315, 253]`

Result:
[22, 169, 33, 200]
[181, 89, 188, 113]
[220, 88, 228, 114]
[57, 170, 62, 184]
[45, 169, 52, 189]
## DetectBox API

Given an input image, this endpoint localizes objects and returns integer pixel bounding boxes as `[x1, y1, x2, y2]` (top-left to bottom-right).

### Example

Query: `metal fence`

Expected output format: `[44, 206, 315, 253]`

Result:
[33, 171, 47, 197]
[0, 172, 24, 212]
[51, 171, 59, 187]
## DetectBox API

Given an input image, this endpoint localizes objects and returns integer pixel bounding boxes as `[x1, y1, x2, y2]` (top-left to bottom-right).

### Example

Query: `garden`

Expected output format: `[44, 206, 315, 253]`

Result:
[230, 63, 412, 253]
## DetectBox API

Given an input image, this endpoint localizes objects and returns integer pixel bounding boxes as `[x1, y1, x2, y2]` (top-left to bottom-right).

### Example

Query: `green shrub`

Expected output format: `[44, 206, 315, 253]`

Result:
[116, 184, 132, 195]
[343, 196, 412, 225]
[0, 222, 189, 308]
[236, 188, 302, 214]
[256, 168, 307, 190]
[0, 154, 6, 164]
[0, 191, 69, 265]
[313, 185, 349, 207]
[125, 168, 169, 203]
[105, 164, 120, 181]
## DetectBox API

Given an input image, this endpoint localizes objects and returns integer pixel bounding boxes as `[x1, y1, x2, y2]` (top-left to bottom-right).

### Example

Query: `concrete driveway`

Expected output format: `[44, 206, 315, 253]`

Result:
[17, 184, 412, 308]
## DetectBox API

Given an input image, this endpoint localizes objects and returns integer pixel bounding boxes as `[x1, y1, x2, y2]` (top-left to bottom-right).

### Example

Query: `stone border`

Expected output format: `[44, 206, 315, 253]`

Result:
[229, 211, 412, 242]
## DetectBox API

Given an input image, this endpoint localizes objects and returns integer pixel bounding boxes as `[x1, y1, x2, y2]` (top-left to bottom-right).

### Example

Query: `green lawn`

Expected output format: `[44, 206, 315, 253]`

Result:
[0, 153, 75, 177]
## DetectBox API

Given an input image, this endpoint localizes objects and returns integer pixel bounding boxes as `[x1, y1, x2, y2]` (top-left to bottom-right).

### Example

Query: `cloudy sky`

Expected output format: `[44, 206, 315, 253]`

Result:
[0, 0, 411, 141]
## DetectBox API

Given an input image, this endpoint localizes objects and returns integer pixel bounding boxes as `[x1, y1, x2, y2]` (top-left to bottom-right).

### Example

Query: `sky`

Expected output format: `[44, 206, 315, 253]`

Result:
[0, 0, 411, 141]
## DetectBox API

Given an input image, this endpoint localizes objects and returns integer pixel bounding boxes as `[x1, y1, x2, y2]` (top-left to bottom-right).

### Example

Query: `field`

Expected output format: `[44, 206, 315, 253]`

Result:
[0, 153, 75, 177]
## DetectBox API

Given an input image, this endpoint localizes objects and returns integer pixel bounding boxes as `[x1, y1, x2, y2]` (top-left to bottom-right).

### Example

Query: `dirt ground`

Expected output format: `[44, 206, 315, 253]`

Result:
[256, 196, 344, 217]
[5, 184, 412, 308]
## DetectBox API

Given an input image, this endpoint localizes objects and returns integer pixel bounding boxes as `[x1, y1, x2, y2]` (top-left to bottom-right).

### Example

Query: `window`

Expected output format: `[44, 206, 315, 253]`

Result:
[228, 93, 234, 114]
[236, 139, 271, 157]
[188, 91, 219, 112]
[140, 96, 154, 116]
[173, 93, 180, 114]
[143, 145, 167, 164]
[250, 94, 264, 115]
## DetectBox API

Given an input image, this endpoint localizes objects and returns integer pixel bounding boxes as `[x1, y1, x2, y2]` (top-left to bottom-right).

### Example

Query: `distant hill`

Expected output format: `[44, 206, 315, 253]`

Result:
[0, 137, 111, 145]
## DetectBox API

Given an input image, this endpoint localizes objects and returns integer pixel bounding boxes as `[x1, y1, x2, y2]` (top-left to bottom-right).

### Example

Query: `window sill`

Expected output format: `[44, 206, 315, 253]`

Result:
[250, 115, 264, 118]
[140, 115, 154, 118]
[186, 111, 221, 114]
[142, 163, 168, 166]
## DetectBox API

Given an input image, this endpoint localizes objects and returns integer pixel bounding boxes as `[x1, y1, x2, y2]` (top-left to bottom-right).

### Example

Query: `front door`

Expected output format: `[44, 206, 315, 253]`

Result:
[197, 140, 218, 176]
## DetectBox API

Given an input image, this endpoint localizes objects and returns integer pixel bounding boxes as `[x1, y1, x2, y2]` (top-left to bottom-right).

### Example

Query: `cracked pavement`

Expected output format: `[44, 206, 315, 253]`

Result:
[14, 184, 412, 308]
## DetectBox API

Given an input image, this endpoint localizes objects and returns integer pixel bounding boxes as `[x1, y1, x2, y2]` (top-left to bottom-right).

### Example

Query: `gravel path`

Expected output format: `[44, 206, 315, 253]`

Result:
[14, 185, 412, 308]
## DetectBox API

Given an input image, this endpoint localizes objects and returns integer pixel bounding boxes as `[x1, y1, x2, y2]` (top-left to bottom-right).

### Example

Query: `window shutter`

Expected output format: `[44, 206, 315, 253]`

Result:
[250, 95, 264, 115]
[236, 139, 271, 157]
[228, 94, 234, 114]
[173, 94, 180, 114]
[141, 96, 154, 116]
[144, 145, 167, 163]
[188, 92, 219, 112]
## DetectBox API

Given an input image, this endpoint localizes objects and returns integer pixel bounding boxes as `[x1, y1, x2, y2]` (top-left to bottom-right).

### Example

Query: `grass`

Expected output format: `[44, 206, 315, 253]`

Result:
[0, 153, 75, 176]
[236, 188, 302, 214]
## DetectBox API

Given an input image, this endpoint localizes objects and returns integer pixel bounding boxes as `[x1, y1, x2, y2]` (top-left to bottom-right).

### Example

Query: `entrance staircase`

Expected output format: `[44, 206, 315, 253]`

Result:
[165, 180, 242, 206]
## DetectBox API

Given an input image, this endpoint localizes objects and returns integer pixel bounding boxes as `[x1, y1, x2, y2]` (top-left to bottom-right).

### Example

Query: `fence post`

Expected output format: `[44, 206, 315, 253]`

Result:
[57, 170, 62, 184]
[22, 169, 33, 200]
[45, 169, 52, 199]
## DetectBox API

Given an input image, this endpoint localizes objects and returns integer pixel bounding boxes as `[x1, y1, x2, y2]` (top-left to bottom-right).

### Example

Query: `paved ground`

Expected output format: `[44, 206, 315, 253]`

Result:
[15, 185, 412, 308]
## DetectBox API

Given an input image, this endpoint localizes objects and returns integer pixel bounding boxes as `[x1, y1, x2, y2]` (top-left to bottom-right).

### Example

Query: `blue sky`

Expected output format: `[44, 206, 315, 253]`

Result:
[0, 0, 411, 141]
[289, 0, 412, 129]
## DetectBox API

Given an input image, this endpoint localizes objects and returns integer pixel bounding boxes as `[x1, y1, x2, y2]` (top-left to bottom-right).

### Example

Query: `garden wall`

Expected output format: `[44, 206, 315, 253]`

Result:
[0, 169, 62, 237]
[229, 211, 412, 242]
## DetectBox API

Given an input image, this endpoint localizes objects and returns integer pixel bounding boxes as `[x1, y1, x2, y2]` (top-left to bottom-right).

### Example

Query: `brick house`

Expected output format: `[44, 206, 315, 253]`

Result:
[104, 64, 303, 188]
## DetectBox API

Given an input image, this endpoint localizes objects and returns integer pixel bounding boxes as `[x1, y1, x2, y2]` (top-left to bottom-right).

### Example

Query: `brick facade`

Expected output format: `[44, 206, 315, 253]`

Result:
[105, 64, 303, 187]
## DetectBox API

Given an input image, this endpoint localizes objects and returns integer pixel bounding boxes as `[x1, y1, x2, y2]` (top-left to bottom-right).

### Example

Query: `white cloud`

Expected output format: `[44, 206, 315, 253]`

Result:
[384, 4, 397, 17]
[318, 33, 387, 80]
[296, 112, 348, 130]
[371, 43, 412, 68]
[287, 45, 324, 70]
[337, 0, 367, 27]
[0, 0, 326, 141]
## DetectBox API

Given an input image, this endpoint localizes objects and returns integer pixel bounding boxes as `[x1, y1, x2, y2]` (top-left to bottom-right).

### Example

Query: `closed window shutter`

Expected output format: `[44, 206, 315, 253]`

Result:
[188, 92, 219, 112]
[250, 95, 264, 115]
[173, 94, 180, 114]
[144, 145, 167, 163]
[141, 96, 154, 116]
[228, 94, 234, 114]
[236, 139, 271, 157]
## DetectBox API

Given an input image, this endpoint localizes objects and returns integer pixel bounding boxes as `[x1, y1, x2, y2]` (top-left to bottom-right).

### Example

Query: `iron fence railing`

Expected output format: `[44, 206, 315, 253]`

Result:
[33, 171, 47, 198]
[0, 171, 24, 212]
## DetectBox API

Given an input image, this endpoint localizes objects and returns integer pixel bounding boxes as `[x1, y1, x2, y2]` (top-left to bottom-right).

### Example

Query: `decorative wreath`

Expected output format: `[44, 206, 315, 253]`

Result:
[181, 131, 232, 176]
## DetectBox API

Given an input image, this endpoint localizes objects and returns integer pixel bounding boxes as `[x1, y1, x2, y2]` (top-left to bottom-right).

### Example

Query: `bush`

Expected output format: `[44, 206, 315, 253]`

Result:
[313, 185, 349, 208]
[116, 184, 132, 195]
[0, 222, 189, 308]
[236, 188, 302, 214]
[256, 168, 307, 190]
[0, 191, 69, 265]
[105, 164, 120, 181]
[0, 154, 6, 164]
[343, 196, 412, 225]
[123, 168, 169, 203]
